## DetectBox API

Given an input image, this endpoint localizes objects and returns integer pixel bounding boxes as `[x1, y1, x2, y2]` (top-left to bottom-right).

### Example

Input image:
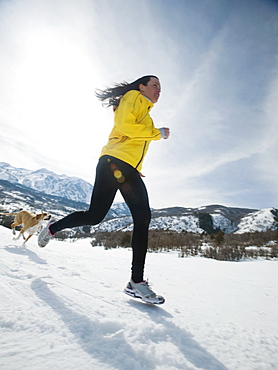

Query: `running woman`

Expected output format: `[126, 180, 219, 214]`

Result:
[38, 75, 170, 304]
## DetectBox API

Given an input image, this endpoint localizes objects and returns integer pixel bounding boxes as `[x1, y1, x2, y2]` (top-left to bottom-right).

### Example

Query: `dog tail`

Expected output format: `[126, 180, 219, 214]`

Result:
[0, 213, 19, 216]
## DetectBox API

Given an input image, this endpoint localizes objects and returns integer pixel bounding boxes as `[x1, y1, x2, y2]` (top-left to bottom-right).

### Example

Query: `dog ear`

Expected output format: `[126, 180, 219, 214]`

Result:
[36, 214, 42, 219]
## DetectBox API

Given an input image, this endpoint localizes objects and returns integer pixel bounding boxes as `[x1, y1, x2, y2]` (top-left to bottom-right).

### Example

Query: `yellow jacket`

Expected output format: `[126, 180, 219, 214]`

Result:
[100, 90, 162, 172]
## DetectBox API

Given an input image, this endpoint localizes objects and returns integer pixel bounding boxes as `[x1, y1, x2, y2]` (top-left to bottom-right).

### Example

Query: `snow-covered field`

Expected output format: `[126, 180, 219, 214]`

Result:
[0, 225, 277, 370]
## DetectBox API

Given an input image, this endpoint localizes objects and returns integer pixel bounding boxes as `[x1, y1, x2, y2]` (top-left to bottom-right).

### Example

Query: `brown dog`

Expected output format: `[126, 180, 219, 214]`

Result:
[4, 210, 51, 243]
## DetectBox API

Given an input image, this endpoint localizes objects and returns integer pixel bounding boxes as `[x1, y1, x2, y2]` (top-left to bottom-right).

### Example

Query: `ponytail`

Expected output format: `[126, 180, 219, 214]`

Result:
[95, 75, 158, 110]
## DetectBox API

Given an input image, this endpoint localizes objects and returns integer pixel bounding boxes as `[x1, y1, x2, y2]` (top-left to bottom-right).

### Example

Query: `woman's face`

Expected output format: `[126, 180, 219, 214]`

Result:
[139, 77, 161, 103]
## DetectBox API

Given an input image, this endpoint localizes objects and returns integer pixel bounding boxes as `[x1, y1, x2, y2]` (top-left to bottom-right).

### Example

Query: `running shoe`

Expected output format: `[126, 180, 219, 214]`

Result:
[124, 279, 165, 304]
[38, 218, 57, 247]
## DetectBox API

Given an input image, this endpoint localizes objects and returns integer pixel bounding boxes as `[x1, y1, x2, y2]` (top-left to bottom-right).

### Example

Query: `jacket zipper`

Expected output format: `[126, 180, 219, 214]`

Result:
[136, 141, 147, 169]
[138, 104, 151, 122]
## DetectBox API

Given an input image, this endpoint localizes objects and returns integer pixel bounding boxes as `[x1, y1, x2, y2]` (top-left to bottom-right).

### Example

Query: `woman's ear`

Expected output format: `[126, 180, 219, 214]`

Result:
[139, 83, 145, 93]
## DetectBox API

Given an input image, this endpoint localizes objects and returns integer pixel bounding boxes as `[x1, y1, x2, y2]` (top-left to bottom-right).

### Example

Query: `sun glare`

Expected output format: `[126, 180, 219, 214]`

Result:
[14, 26, 106, 131]
[16, 28, 96, 121]
[6, 23, 109, 179]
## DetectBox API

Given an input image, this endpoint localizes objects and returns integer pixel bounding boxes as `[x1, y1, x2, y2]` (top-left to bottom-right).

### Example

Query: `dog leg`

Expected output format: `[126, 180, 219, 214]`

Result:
[11, 222, 17, 235]
[13, 228, 26, 241]
[13, 233, 21, 240]
[12, 228, 21, 240]
[24, 234, 33, 243]
[18, 228, 28, 241]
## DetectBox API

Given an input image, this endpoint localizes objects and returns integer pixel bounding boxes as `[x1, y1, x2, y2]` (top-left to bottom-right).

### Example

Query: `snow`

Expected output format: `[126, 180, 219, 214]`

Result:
[0, 163, 93, 204]
[210, 214, 236, 233]
[150, 215, 203, 233]
[0, 225, 277, 370]
[236, 208, 277, 234]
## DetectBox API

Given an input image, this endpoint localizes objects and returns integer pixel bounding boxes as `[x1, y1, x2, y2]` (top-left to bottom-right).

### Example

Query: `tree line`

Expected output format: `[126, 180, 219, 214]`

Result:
[88, 229, 278, 261]
[1, 212, 277, 261]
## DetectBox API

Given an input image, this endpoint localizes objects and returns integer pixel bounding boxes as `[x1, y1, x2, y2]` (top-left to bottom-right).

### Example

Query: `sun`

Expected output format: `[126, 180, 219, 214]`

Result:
[4, 22, 110, 180]
[15, 26, 99, 125]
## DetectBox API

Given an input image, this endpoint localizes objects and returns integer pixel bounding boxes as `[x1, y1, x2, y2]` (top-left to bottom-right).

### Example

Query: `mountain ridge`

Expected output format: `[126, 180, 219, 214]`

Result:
[1, 179, 277, 235]
[0, 163, 277, 235]
[0, 162, 93, 204]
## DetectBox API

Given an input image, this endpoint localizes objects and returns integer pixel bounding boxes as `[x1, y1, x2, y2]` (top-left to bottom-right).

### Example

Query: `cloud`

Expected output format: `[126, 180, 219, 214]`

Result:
[158, 2, 277, 168]
[0, 0, 277, 209]
[255, 69, 278, 195]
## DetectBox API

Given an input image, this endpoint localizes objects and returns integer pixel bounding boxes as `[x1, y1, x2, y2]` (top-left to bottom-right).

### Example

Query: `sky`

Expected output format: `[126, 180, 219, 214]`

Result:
[0, 0, 278, 210]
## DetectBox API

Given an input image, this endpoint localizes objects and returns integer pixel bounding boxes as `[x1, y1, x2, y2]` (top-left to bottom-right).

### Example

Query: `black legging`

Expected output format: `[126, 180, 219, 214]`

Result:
[51, 155, 151, 282]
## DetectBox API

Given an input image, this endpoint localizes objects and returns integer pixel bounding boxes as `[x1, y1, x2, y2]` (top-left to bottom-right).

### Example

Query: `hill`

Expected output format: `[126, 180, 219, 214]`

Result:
[0, 162, 93, 204]
[1, 178, 277, 235]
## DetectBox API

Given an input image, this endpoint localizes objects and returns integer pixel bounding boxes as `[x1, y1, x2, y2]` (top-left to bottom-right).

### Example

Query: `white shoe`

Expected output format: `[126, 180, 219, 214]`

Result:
[124, 279, 165, 304]
[38, 218, 57, 247]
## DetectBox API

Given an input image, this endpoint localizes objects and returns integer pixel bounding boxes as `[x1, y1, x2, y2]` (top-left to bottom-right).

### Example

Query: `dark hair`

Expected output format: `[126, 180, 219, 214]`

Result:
[95, 75, 158, 110]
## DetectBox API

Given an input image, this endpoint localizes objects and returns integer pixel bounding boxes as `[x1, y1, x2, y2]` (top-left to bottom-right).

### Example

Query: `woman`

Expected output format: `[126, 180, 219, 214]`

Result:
[38, 75, 170, 304]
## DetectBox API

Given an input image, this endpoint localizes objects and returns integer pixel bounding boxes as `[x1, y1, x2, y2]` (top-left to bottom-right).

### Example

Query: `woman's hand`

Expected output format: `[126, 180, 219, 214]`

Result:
[162, 127, 170, 139]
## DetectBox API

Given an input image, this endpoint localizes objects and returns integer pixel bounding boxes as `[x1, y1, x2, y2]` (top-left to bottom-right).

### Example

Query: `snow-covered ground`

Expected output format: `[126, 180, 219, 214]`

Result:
[0, 225, 277, 370]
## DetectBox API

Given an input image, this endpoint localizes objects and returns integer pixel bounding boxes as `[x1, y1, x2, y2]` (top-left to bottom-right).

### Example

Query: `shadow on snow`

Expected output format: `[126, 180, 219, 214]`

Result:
[31, 278, 155, 370]
[4, 245, 47, 265]
[31, 277, 228, 370]
[127, 300, 228, 370]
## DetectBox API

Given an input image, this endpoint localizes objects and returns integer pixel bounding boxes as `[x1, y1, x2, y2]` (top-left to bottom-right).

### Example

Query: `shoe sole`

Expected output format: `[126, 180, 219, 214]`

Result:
[38, 232, 51, 248]
[124, 287, 165, 305]
[38, 236, 51, 248]
[38, 220, 56, 247]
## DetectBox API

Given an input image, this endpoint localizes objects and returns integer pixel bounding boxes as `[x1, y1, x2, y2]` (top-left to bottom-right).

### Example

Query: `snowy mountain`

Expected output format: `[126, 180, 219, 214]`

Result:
[0, 163, 277, 234]
[0, 178, 277, 234]
[235, 208, 278, 234]
[0, 180, 130, 223]
[89, 204, 278, 234]
[0, 162, 93, 204]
